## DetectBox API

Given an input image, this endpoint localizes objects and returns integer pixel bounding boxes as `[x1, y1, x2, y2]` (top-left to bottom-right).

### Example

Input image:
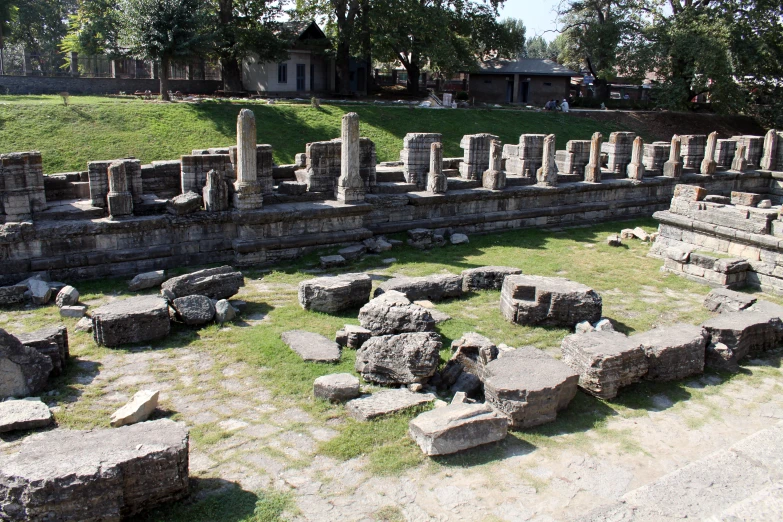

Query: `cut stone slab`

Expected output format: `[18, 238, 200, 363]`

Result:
[409, 402, 508, 456]
[59, 305, 87, 318]
[450, 233, 469, 245]
[16, 325, 69, 376]
[374, 273, 463, 301]
[161, 266, 244, 300]
[0, 418, 189, 520]
[172, 295, 215, 326]
[346, 388, 436, 421]
[110, 389, 159, 427]
[92, 296, 171, 348]
[358, 290, 436, 335]
[128, 270, 166, 291]
[0, 398, 53, 433]
[27, 279, 51, 306]
[630, 324, 707, 381]
[450, 332, 499, 381]
[701, 311, 783, 372]
[55, 285, 79, 307]
[298, 273, 372, 314]
[335, 324, 372, 349]
[214, 299, 236, 324]
[484, 346, 579, 429]
[355, 332, 441, 385]
[561, 331, 648, 399]
[0, 329, 53, 400]
[338, 244, 366, 261]
[167, 190, 202, 215]
[281, 330, 341, 363]
[731, 191, 762, 207]
[313, 373, 360, 402]
[704, 288, 757, 313]
[501, 274, 603, 328]
[320, 255, 346, 269]
[461, 266, 522, 292]
[632, 227, 651, 241]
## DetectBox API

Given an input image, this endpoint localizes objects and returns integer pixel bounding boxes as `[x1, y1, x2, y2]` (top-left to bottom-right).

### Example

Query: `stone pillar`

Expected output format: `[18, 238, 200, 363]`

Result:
[760, 129, 778, 171]
[536, 134, 557, 187]
[401, 133, 442, 188]
[106, 161, 133, 217]
[426, 142, 447, 194]
[459, 133, 499, 180]
[626, 136, 645, 182]
[233, 109, 263, 210]
[335, 112, 366, 203]
[663, 135, 683, 178]
[69, 52, 79, 77]
[111, 60, 119, 78]
[482, 139, 506, 190]
[700, 131, 718, 175]
[732, 143, 748, 173]
[203, 169, 229, 212]
[584, 132, 602, 183]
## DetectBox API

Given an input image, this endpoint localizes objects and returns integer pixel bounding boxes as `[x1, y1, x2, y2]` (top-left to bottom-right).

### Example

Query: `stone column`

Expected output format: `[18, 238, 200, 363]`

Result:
[233, 109, 263, 210]
[106, 161, 133, 217]
[203, 169, 229, 212]
[732, 143, 748, 173]
[663, 135, 683, 178]
[335, 112, 366, 203]
[626, 136, 645, 182]
[700, 131, 718, 175]
[536, 134, 558, 187]
[760, 129, 778, 171]
[426, 142, 447, 194]
[482, 139, 506, 190]
[584, 132, 602, 182]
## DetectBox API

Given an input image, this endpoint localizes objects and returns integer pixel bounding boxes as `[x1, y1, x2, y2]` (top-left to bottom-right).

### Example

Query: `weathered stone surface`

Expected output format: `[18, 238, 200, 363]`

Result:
[298, 273, 372, 313]
[630, 324, 707, 381]
[74, 316, 92, 332]
[313, 373, 360, 402]
[128, 270, 166, 291]
[55, 285, 79, 307]
[335, 324, 372, 349]
[0, 398, 52, 433]
[450, 332, 498, 381]
[355, 332, 441, 385]
[632, 227, 650, 241]
[167, 190, 202, 215]
[320, 255, 346, 269]
[281, 330, 341, 363]
[172, 295, 215, 325]
[358, 291, 436, 335]
[409, 402, 508, 456]
[214, 299, 236, 324]
[701, 311, 783, 371]
[561, 331, 648, 399]
[28, 279, 51, 306]
[501, 275, 602, 328]
[730, 191, 761, 207]
[594, 318, 614, 332]
[161, 266, 243, 300]
[606, 234, 622, 246]
[92, 296, 170, 347]
[16, 325, 69, 376]
[374, 273, 463, 301]
[484, 346, 579, 428]
[59, 305, 87, 318]
[406, 228, 434, 249]
[346, 388, 436, 421]
[110, 389, 159, 427]
[0, 284, 27, 306]
[704, 288, 757, 313]
[575, 321, 595, 334]
[0, 419, 189, 521]
[338, 244, 366, 261]
[451, 371, 482, 394]
[0, 329, 53, 400]
[461, 266, 522, 292]
[450, 233, 469, 245]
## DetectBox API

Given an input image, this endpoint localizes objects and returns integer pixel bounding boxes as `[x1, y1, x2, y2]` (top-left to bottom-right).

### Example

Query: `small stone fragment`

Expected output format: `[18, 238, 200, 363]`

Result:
[172, 295, 216, 325]
[346, 388, 435, 421]
[338, 244, 366, 261]
[594, 318, 615, 332]
[28, 279, 52, 306]
[59, 305, 87, 318]
[335, 324, 372, 349]
[358, 291, 436, 335]
[161, 266, 243, 300]
[214, 299, 236, 324]
[620, 229, 635, 239]
[55, 286, 79, 307]
[167, 191, 202, 215]
[632, 227, 651, 241]
[313, 373, 360, 402]
[298, 273, 372, 314]
[450, 233, 469, 245]
[75, 316, 93, 333]
[704, 288, 757, 313]
[758, 199, 772, 209]
[0, 397, 53, 433]
[110, 389, 160, 427]
[575, 321, 594, 334]
[128, 270, 166, 291]
[606, 234, 622, 247]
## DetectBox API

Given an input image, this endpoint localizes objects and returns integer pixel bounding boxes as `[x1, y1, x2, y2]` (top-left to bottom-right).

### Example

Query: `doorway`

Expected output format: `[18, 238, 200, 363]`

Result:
[519, 81, 530, 104]
[296, 64, 306, 91]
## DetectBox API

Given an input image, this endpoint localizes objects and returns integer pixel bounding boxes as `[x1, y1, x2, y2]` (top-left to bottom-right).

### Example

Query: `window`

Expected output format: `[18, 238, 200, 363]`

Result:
[296, 64, 305, 90]
[278, 63, 287, 84]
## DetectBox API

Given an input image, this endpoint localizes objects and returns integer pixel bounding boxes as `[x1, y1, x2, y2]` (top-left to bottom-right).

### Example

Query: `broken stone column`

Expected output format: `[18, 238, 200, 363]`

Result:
[583, 132, 602, 183]
[760, 129, 778, 171]
[732, 143, 748, 172]
[536, 134, 557, 186]
[0, 151, 47, 222]
[626, 136, 645, 182]
[426, 142, 447, 194]
[482, 139, 506, 190]
[401, 133, 442, 188]
[663, 135, 683, 178]
[459, 133, 499, 180]
[335, 112, 366, 203]
[731, 135, 764, 167]
[106, 161, 133, 217]
[700, 131, 718, 175]
[232, 108, 263, 210]
[202, 169, 229, 212]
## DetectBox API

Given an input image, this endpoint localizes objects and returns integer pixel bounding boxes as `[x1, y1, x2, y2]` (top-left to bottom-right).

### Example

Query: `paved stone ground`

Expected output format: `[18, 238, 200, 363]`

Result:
[2, 279, 783, 521]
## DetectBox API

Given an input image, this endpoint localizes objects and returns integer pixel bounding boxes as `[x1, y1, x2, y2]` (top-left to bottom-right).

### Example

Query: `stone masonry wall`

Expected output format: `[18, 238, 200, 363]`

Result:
[0, 76, 223, 95]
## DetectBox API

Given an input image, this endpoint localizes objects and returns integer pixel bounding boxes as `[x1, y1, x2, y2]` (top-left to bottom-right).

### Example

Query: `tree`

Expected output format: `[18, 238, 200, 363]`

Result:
[6, 0, 75, 74]
[526, 34, 562, 61]
[117, 0, 211, 100]
[60, 0, 122, 71]
[0, 0, 18, 75]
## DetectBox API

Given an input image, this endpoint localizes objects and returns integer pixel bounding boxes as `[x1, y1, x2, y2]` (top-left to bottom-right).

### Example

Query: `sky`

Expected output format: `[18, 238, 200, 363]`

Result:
[499, 0, 562, 42]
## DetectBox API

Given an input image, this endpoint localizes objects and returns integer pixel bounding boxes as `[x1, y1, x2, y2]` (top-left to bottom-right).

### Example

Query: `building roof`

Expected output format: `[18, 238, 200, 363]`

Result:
[473, 58, 578, 77]
[276, 20, 327, 44]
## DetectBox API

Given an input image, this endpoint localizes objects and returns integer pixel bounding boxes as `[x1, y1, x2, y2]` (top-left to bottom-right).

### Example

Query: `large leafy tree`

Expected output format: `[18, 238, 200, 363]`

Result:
[60, 0, 122, 71]
[0, 0, 18, 75]
[5, 0, 75, 74]
[525, 34, 563, 61]
[117, 0, 212, 100]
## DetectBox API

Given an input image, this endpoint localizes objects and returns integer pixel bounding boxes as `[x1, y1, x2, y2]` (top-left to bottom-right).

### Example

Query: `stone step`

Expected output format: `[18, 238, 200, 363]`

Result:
[579, 422, 783, 521]
[447, 178, 480, 190]
[374, 182, 419, 194]
[375, 167, 406, 183]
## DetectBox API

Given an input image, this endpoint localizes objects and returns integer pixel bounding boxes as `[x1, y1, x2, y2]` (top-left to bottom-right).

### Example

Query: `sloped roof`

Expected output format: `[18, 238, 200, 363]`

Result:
[276, 20, 327, 44]
[474, 58, 578, 77]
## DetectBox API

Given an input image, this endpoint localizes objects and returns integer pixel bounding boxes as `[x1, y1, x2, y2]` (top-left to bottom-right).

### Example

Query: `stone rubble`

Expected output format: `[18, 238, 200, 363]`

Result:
[355, 332, 441, 385]
[0, 328, 53, 400]
[346, 388, 436, 421]
[313, 373, 361, 402]
[0, 397, 53, 433]
[335, 324, 372, 349]
[281, 330, 341, 363]
[374, 273, 463, 302]
[298, 273, 372, 313]
[110, 389, 160, 427]
[409, 402, 508, 456]
[92, 296, 171, 347]
[128, 270, 166, 291]
[172, 295, 216, 325]
[161, 266, 244, 300]
[703, 288, 757, 313]
[500, 274, 602, 328]
[358, 291, 436, 335]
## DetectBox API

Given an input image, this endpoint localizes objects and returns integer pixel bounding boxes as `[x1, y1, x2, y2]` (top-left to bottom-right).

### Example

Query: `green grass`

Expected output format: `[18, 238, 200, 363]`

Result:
[0, 95, 650, 174]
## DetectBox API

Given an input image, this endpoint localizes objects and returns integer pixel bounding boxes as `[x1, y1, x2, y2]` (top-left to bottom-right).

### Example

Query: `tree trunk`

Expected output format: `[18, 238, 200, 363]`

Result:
[593, 78, 609, 100]
[222, 56, 243, 92]
[336, 38, 351, 95]
[405, 62, 420, 95]
[218, 0, 243, 92]
[160, 56, 170, 101]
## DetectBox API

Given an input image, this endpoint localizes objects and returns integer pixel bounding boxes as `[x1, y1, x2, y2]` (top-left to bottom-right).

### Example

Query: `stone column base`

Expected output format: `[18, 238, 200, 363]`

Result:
[335, 186, 366, 203]
[233, 181, 263, 210]
[107, 191, 134, 217]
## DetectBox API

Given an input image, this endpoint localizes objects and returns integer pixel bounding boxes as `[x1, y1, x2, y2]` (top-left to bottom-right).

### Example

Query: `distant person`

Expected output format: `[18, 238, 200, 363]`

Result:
[544, 100, 553, 110]
[561, 98, 569, 113]
[623, 94, 630, 100]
